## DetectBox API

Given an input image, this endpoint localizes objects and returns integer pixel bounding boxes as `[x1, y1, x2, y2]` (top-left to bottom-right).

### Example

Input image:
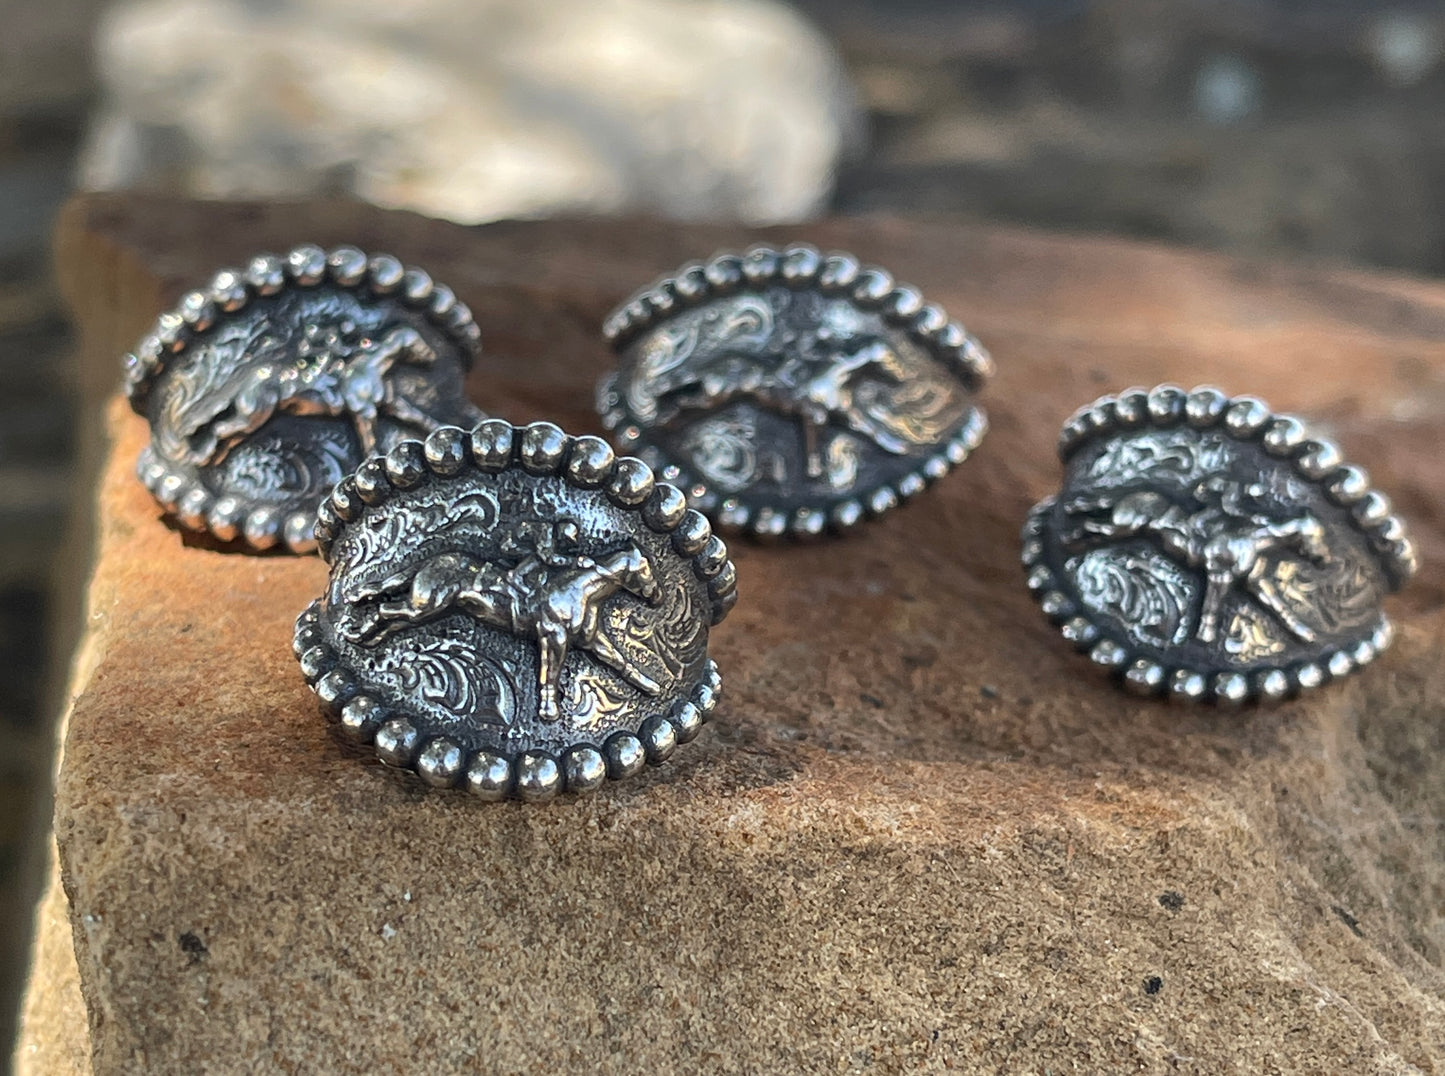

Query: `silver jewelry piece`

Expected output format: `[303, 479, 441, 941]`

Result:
[295, 419, 735, 799]
[126, 244, 484, 553]
[1023, 385, 1416, 704]
[598, 243, 993, 538]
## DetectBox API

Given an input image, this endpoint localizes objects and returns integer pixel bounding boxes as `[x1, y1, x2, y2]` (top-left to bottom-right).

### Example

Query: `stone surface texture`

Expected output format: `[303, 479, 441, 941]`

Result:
[81, 0, 858, 225]
[16, 194, 1445, 1074]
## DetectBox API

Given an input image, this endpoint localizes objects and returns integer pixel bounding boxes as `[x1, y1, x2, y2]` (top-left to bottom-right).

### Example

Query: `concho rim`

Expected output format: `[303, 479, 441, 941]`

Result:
[299, 418, 737, 798]
[124, 242, 483, 412]
[597, 242, 992, 539]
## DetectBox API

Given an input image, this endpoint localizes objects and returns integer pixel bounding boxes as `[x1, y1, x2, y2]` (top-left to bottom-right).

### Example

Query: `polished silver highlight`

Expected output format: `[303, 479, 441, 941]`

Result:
[295, 420, 734, 797]
[599, 244, 992, 537]
[1023, 385, 1416, 703]
[127, 244, 484, 553]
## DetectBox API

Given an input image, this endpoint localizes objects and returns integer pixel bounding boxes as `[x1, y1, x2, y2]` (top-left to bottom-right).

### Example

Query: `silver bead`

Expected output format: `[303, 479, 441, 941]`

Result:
[374, 719, 420, 766]
[465, 752, 513, 801]
[470, 420, 516, 472]
[670, 701, 704, 743]
[640, 715, 677, 763]
[416, 738, 464, 788]
[562, 746, 607, 794]
[515, 752, 561, 802]
[519, 422, 569, 475]
[604, 732, 647, 779]
[566, 436, 616, 487]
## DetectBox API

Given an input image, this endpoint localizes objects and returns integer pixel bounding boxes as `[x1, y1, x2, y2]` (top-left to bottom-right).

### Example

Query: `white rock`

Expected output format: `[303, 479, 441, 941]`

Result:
[80, 0, 860, 224]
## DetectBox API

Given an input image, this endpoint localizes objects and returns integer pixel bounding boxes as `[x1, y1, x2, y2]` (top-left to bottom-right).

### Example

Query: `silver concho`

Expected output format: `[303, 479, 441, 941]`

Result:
[1023, 385, 1417, 704]
[598, 244, 993, 538]
[295, 420, 735, 800]
[126, 244, 484, 553]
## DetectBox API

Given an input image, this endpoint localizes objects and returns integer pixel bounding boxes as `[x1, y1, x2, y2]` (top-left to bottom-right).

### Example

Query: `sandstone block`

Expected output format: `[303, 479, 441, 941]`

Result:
[17, 194, 1445, 1074]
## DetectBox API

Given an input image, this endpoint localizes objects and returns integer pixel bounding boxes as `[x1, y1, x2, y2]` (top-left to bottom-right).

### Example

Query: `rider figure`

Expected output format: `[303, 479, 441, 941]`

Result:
[499, 519, 589, 619]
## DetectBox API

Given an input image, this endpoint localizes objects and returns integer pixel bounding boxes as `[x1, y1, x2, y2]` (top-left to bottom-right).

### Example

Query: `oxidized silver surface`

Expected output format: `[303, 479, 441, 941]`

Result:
[126, 244, 484, 553]
[295, 419, 735, 799]
[1023, 385, 1417, 703]
[598, 244, 993, 538]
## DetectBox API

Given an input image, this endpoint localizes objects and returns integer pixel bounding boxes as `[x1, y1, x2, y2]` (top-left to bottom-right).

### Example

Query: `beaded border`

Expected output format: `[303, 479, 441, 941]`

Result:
[598, 243, 993, 538]
[125, 244, 484, 555]
[1022, 384, 1416, 704]
[296, 418, 737, 800]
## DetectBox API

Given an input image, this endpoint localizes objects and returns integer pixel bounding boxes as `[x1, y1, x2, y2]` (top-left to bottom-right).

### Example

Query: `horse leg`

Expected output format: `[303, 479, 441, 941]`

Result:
[1244, 562, 1317, 642]
[383, 392, 436, 432]
[352, 406, 379, 456]
[1196, 570, 1232, 644]
[586, 630, 662, 696]
[801, 418, 824, 479]
[358, 598, 430, 643]
[535, 627, 567, 721]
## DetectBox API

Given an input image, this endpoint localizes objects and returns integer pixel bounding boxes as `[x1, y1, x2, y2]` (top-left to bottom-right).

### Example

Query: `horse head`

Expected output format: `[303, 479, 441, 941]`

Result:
[1289, 516, 1330, 565]
[362, 325, 438, 373]
[599, 543, 662, 605]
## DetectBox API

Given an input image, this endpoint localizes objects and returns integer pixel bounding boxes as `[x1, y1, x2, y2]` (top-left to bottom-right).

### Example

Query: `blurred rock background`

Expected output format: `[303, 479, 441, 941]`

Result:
[5, 0, 1445, 1065]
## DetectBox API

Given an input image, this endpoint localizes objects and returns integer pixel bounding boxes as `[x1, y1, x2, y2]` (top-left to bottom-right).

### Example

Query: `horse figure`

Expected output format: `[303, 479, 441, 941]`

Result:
[1062, 478, 1329, 644]
[656, 337, 929, 480]
[174, 323, 440, 467]
[345, 542, 664, 721]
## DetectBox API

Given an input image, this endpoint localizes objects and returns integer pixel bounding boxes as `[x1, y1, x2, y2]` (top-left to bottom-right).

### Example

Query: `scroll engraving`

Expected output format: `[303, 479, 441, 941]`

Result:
[341, 523, 664, 722]
[1062, 477, 1329, 644]
[621, 291, 971, 491]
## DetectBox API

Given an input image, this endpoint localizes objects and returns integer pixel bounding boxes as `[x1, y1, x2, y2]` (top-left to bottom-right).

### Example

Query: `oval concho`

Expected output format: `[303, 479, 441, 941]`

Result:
[295, 420, 735, 800]
[1023, 385, 1416, 704]
[127, 243, 484, 553]
[598, 244, 993, 539]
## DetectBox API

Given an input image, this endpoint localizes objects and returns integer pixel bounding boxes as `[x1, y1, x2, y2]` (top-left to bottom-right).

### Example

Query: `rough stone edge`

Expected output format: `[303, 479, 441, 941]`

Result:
[298, 418, 736, 800]
[596, 242, 992, 539]
[12, 852, 90, 1076]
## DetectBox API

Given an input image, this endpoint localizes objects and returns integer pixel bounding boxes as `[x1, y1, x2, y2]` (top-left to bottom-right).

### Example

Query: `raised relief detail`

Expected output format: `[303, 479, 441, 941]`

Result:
[298, 420, 734, 797]
[634, 296, 966, 484]
[601, 246, 991, 536]
[162, 319, 441, 468]
[342, 521, 663, 722]
[1061, 477, 1329, 645]
[130, 246, 482, 553]
[1024, 386, 1414, 703]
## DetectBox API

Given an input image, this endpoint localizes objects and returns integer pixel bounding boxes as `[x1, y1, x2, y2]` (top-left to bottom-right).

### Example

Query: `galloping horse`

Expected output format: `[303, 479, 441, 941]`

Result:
[345, 542, 664, 721]
[653, 334, 942, 480]
[1062, 481, 1330, 644]
[173, 323, 439, 467]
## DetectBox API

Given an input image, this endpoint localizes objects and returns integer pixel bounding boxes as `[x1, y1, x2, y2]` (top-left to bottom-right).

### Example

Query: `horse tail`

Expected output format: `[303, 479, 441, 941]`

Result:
[439, 490, 500, 532]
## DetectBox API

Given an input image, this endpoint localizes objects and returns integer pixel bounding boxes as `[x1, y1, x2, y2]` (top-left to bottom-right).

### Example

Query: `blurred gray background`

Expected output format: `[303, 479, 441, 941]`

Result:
[5, 0, 1445, 1063]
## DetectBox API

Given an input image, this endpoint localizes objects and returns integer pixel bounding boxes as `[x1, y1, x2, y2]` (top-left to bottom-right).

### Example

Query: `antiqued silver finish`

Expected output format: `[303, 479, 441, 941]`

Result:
[126, 244, 484, 553]
[1023, 385, 1416, 703]
[599, 244, 992, 537]
[295, 419, 734, 797]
